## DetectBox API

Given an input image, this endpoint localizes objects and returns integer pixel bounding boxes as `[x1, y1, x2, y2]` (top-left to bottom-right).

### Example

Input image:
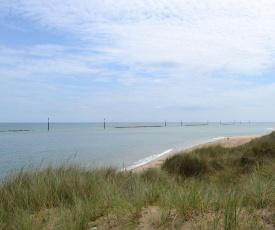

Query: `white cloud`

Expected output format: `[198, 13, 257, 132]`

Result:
[2, 0, 275, 75]
[1, 0, 275, 121]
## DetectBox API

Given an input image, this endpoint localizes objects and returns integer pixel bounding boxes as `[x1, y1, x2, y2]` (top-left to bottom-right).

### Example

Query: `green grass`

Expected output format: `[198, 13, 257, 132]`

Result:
[162, 131, 275, 178]
[1, 132, 275, 229]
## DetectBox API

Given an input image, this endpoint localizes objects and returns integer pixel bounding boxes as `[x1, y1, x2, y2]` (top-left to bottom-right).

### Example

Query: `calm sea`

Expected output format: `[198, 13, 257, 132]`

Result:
[0, 122, 274, 177]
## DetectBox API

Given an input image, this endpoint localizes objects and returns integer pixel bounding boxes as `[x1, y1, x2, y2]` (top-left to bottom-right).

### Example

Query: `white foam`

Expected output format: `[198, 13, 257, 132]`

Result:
[267, 128, 275, 131]
[212, 136, 226, 141]
[125, 148, 173, 171]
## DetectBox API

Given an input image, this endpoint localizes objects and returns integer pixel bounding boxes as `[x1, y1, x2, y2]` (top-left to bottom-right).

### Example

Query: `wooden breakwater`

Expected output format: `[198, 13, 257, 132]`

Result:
[0, 130, 31, 132]
[184, 124, 208, 126]
[115, 126, 162, 129]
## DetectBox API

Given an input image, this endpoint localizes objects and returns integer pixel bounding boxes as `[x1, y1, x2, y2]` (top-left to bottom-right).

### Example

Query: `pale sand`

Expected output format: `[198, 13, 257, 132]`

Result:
[132, 135, 259, 173]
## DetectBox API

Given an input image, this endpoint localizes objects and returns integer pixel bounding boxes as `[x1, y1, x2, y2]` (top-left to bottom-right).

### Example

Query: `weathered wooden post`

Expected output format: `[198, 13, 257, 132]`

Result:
[104, 119, 105, 129]
[48, 118, 50, 131]
[165, 119, 166, 127]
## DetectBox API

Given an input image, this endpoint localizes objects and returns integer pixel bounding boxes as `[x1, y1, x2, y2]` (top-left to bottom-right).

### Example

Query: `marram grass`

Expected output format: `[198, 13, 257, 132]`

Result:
[1, 132, 275, 229]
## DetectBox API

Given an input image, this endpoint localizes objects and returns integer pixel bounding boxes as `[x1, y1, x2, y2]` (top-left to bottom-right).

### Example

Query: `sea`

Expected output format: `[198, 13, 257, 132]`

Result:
[0, 122, 274, 178]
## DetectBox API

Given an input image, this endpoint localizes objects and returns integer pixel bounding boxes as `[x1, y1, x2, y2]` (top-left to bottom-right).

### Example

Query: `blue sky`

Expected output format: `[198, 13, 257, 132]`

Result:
[1, 0, 275, 122]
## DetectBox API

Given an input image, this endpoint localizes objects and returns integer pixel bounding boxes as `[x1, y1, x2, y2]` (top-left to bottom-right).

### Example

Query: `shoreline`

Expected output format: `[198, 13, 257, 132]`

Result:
[131, 135, 259, 173]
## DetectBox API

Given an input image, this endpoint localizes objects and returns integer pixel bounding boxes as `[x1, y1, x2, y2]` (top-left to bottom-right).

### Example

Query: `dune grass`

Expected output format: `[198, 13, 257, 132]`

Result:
[1, 132, 275, 229]
[162, 131, 275, 178]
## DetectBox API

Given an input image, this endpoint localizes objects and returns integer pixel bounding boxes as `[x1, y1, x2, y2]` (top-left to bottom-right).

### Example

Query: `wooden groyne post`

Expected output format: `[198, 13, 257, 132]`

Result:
[165, 119, 166, 127]
[104, 119, 105, 129]
[48, 118, 50, 131]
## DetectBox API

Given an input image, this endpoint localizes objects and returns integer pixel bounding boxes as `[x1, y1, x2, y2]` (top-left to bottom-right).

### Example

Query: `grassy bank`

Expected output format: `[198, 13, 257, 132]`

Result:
[1, 132, 275, 229]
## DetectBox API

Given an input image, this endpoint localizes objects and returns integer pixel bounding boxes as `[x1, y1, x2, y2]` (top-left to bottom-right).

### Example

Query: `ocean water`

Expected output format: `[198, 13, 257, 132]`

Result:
[0, 122, 274, 177]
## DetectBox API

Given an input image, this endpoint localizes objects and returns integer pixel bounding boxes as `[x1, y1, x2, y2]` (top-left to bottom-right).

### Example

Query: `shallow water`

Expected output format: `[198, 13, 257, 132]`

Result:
[0, 122, 274, 177]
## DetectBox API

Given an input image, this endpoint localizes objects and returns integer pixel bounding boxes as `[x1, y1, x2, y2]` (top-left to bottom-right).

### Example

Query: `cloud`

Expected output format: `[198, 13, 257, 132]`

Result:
[1, 0, 275, 121]
[2, 0, 275, 77]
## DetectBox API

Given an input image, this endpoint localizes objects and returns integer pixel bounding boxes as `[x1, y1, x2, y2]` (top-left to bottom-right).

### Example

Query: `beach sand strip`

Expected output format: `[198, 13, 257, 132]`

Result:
[132, 135, 259, 173]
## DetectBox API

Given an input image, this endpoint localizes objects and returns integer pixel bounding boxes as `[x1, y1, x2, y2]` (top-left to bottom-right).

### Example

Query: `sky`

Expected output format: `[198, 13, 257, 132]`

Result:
[1, 0, 275, 122]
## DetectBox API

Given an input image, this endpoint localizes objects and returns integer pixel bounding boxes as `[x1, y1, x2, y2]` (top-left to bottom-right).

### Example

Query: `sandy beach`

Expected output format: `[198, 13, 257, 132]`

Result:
[132, 135, 259, 173]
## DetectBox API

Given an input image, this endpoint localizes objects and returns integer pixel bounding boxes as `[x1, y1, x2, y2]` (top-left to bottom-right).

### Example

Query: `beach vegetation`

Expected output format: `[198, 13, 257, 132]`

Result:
[1, 132, 275, 229]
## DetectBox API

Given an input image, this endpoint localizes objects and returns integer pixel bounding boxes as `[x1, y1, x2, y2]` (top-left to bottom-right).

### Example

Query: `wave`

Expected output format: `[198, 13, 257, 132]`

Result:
[125, 148, 173, 171]
[212, 136, 226, 141]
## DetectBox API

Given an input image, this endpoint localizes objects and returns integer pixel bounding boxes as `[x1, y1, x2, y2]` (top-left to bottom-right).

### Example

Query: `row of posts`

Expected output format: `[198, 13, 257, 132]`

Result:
[47, 118, 250, 131]
[102, 119, 249, 129]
